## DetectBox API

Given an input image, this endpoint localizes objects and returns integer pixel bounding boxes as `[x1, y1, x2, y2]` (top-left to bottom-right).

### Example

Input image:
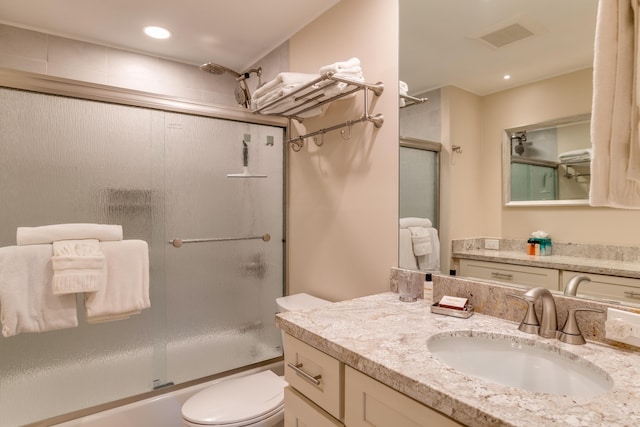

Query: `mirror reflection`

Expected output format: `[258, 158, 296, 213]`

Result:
[395, 0, 640, 309]
[507, 115, 591, 203]
[398, 138, 441, 272]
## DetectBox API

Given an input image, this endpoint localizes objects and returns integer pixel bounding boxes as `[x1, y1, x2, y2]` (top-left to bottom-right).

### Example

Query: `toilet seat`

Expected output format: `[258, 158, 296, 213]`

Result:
[182, 370, 286, 426]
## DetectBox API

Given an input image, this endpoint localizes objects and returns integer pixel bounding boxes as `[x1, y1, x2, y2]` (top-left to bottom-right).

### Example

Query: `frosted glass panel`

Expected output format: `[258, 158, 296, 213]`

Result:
[163, 114, 284, 384]
[399, 146, 439, 226]
[0, 88, 158, 425]
[0, 88, 284, 426]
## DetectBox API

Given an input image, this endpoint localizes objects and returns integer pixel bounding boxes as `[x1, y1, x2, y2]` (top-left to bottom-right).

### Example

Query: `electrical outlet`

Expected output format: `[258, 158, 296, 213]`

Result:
[484, 239, 499, 250]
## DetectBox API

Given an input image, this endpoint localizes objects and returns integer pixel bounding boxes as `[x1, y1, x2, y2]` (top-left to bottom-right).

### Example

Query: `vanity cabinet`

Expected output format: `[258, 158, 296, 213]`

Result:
[561, 271, 640, 305]
[283, 334, 344, 424]
[459, 259, 559, 290]
[344, 366, 463, 427]
[283, 334, 462, 427]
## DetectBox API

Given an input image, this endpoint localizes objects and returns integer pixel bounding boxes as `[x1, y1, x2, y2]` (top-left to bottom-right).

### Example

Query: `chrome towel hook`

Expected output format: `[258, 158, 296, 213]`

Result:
[340, 121, 352, 140]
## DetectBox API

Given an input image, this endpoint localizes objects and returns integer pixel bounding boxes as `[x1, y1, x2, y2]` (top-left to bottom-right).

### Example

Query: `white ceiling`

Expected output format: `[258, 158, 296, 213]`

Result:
[0, 0, 598, 96]
[400, 0, 598, 95]
[0, 0, 341, 73]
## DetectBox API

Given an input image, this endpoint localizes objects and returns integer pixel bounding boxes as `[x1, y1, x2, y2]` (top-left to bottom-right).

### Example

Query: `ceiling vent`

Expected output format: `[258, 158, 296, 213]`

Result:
[477, 23, 535, 48]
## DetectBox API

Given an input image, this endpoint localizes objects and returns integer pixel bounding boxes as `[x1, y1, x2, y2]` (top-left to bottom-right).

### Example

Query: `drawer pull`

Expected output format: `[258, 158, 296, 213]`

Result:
[287, 362, 322, 386]
[624, 291, 640, 299]
[491, 272, 514, 280]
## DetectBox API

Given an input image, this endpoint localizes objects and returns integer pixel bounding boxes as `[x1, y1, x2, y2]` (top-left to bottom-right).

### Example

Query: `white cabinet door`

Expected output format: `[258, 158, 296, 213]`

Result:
[344, 366, 463, 427]
[284, 386, 344, 427]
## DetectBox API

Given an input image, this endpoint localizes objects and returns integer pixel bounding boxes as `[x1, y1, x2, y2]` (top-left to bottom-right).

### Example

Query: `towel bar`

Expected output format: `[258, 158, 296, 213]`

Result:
[169, 233, 271, 248]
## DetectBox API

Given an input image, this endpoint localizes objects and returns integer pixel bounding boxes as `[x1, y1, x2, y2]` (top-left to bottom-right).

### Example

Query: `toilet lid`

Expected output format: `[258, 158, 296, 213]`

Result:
[182, 370, 286, 426]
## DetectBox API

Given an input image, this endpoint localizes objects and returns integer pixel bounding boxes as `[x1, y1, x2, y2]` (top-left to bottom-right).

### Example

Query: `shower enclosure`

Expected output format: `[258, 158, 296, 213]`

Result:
[0, 85, 285, 426]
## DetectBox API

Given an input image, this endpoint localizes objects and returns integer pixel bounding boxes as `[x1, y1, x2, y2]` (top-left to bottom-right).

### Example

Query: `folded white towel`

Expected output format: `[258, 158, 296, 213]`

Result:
[319, 57, 361, 75]
[408, 226, 432, 256]
[559, 148, 593, 162]
[84, 240, 150, 323]
[253, 72, 319, 100]
[0, 244, 78, 337]
[17, 224, 123, 246]
[399, 217, 432, 229]
[51, 239, 106, 295]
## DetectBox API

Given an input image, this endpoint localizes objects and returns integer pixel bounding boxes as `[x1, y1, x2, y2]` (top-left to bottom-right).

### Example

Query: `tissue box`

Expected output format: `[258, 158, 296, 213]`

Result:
[528, 237, 552, 256]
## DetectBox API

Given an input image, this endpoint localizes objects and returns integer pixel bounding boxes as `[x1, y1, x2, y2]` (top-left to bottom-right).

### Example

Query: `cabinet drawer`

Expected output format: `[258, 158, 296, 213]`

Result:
[561, 271, 640, 304]
[459, 259, 559, 290]
[284, 386, 343, 427]
[284, 334, 343, 420]
[344, 366, 463, 427]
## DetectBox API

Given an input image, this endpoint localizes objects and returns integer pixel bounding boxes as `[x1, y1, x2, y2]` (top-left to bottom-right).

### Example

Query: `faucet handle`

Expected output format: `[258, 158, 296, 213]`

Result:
[559, 308, 604, 345]
[508, 294, 540, 335]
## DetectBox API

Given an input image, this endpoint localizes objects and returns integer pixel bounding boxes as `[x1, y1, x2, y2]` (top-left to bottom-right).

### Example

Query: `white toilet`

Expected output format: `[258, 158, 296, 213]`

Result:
[181, 293, 331, 427]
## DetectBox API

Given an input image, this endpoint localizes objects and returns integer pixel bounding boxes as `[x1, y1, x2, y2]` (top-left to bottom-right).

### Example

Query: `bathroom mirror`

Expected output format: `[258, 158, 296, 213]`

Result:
[503, 114, 592, 206]
[399, 0, 597, 206]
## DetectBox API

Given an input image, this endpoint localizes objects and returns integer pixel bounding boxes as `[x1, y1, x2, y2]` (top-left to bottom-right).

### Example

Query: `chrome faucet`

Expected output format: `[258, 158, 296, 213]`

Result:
[564, 274, 591, 296]
[523, 287, 558, 338]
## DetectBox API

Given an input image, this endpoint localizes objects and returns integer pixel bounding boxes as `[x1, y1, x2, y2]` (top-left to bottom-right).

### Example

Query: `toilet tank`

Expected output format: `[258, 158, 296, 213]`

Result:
[276, 293, 331, 313]
[276, 293, 331, 348]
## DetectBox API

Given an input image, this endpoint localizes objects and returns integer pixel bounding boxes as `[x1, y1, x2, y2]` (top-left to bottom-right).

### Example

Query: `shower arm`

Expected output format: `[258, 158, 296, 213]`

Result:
[236, 68, 263, 103]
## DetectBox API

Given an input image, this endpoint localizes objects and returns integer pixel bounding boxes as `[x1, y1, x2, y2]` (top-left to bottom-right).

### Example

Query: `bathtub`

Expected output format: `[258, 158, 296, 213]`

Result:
[52, 361, 283, 427]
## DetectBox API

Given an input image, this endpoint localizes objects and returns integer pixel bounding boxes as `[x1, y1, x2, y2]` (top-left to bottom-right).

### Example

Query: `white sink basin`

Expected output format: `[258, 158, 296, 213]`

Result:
[427, 332, 613, 398]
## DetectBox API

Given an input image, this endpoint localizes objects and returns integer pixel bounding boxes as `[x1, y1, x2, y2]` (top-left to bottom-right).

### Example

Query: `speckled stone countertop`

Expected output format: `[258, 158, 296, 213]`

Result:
[276, 292, 640, 427]
[452, 239, 640, 279]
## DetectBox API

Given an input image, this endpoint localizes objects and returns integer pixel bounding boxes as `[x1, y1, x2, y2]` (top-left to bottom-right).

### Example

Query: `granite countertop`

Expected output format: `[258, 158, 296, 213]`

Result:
[276, 292, 640, 427]
[452, 248, 640, 279]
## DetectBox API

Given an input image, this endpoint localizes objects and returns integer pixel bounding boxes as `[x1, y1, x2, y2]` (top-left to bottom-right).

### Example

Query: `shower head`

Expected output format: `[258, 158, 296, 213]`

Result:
[199, 62, 241, 78]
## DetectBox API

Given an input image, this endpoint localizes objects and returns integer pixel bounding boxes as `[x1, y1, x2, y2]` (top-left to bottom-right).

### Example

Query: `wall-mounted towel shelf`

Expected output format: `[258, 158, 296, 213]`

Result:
[400, 94, 428, 108]
[253, 72, 384, 151]
[560, 161, 591, 180]
[169, 233, 271, 248]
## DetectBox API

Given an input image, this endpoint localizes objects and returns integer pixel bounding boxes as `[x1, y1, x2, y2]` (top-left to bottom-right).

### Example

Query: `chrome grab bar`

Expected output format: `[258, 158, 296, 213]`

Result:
[169, 233, 271, 248]
[287, 362, 322, 386]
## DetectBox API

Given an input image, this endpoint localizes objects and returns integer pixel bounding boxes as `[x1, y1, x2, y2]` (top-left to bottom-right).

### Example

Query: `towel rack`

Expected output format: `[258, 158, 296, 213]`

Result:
[400, 94, 428, 108]
[253, 72, 384, 151]
[169, 233, 271, 248]
[560, 161, 591, 181]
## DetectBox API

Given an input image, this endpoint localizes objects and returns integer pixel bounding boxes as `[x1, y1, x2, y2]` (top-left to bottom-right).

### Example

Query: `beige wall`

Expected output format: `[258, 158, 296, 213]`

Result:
[479, 68, 640, 246]
[441, 86, 483, 271]
[287, 0, 399, 301]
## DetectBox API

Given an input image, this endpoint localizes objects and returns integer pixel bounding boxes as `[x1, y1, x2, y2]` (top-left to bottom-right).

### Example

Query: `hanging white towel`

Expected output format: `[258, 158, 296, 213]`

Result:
[0, 244, 78, 337]
[407, 226, 432, 256]
[84, 240, 150, 323]
[17, 224, 123, 246]
[417, 228, 441, 272]
[51, 239, 106, 295]
[398, 228, 419, 270]
[590, 0, 640, 208]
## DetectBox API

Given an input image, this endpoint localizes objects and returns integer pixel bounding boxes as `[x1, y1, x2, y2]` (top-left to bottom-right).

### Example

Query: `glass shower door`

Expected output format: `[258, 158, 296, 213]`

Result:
[162, 113, 284, 384]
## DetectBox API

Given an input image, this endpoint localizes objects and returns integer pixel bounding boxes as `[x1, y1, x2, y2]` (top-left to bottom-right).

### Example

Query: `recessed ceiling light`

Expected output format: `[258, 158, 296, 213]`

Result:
[144, 26, 171, 39]
[503, 74, 511, 80]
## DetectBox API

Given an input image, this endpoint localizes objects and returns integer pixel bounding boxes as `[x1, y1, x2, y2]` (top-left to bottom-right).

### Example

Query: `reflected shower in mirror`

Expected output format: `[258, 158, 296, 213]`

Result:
[505, 114, 591, 204]
[399, 137, 441, 272]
